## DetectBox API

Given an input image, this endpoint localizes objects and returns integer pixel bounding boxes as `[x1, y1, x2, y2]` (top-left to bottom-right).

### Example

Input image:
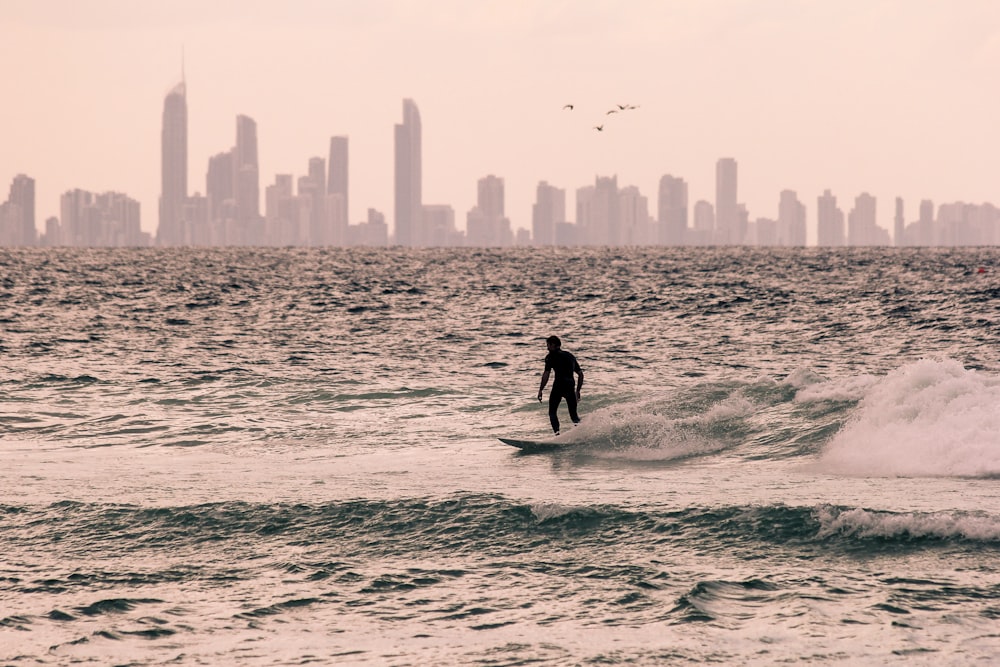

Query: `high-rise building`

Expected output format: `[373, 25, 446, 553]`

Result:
[234, 115, 260, 226]
[532, 181, 565, 246]
[394, 99, 422, 246]
[308, 157, 326, 198]
[478, 174, 504, 219]
[657, 175, 688, 245]
[691, 200, 715, 246]
[60, 189, 92, 247]
[467, 175, 511, 247]
[715, 158, 740, 245]
[1, 174, 36, 246]
[848, 193, 889, 246]
[298, 171, 325, 246]
[916, 200, 935, 246]
[328, 136, 348, 226]
[579, 176, 618, 246]
[206, 150, 234, 225]
[0, 202, 21, 246]
[619, 186, 651, 246]
[43, 216, 60, 247]
[777, 190, 806, 246]
[265, 174, 294, 246]
[158, 80, 187, 245]
[183, 194, 209, 246]
[816, 190, 844, 247]
[423, 204, 458, 247]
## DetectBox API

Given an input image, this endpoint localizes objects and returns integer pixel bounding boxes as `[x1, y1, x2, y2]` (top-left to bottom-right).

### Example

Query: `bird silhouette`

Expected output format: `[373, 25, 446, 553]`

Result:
[563, 104, 574, 110]
[606, 109, 618, 115]
[593, 125, 604, 131]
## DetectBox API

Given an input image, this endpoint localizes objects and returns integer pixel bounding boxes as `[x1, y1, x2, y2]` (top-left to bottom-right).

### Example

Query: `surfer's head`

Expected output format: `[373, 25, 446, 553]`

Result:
[546, 335, 561, 350]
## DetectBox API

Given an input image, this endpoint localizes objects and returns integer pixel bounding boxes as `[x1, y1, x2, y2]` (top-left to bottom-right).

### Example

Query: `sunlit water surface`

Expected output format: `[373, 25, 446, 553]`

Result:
[2, 247, 1000, 665]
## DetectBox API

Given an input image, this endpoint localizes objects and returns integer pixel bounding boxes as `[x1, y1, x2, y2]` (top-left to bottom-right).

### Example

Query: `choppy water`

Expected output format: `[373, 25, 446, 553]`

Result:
[2, 246, 999, 665]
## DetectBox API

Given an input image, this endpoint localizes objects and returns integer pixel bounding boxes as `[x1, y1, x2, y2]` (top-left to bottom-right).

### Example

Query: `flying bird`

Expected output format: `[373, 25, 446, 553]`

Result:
[563, 104, 574, 110]
[606, 109, 619, 115]
[593, 125, 604, 131]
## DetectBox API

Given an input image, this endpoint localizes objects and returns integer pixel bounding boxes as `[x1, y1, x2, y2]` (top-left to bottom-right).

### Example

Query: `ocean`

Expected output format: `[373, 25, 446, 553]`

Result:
[1, 246, 999, 666]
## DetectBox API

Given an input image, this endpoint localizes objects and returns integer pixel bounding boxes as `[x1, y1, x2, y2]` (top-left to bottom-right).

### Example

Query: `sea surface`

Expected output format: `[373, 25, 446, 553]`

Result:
[1, 246, 999, 666]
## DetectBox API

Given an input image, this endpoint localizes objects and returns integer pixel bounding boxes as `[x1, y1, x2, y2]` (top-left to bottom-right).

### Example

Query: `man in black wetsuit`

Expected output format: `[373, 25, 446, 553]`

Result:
[537, 335, 584, 434]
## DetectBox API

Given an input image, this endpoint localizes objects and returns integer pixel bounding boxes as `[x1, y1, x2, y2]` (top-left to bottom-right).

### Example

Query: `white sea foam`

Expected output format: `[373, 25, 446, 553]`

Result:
[783, 367, 827, 389]
[791, 373, 878, 403]
[561, 394, 753, 462]
[816, 359, 1000, 477]
[530, 502, 584, 521]
[817, 506, 1000, 541]
[699, 394, 754, 421]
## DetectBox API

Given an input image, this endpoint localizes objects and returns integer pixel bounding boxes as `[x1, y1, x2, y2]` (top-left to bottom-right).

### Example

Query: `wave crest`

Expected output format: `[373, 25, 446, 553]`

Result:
[816, 359, 1000, 477]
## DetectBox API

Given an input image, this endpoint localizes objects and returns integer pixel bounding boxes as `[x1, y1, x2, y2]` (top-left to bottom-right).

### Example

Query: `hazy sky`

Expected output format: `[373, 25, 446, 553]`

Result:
[3, 0, 999, 243]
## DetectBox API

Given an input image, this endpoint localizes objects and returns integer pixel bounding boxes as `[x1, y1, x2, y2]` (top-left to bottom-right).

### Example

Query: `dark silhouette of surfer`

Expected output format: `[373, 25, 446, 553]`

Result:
[537, 335, 584, 434]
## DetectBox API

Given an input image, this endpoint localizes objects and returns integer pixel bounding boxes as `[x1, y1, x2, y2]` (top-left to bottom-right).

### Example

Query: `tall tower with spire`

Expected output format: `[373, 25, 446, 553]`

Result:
[157, 63, 187, 246]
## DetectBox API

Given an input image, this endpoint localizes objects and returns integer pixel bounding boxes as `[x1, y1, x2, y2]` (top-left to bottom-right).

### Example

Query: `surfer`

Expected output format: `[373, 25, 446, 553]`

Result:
[537, 335, 584, 434]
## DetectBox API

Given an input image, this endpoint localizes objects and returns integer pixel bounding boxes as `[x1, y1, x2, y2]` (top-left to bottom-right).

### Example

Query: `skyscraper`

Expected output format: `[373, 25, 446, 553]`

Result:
[6, 174, 36, 246]
[619, 186, 651, 246]
[715, 158, 740, 245]
[847, 193, 888, 246]
[777, 190, 806, 246]
[467, 175, 511, 247]
[264, 174, 294, 246]
[580, 176, 619, 246]
[234, 115, 260, 225]
[394, 99, 422, 246]
[206, 150, 234, 225]
[657, 174, 688, 245]
[691, 200, 715, 246]
[328, 136, 348, 225]
[532, 181, 565, 246]
[158, 80, 187, 245]
[816, 190, 844, 247]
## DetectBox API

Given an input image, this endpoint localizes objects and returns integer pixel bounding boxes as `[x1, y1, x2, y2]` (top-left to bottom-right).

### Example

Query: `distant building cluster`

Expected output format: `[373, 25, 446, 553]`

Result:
[3, 84, 1000, 249]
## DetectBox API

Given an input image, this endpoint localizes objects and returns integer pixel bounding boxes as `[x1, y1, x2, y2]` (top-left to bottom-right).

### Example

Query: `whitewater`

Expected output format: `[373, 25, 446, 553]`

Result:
[1, 246, 998, 665]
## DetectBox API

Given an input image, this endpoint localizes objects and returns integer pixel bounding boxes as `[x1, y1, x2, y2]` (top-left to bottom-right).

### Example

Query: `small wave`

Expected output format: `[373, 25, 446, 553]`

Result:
[792, 373, 877, 403]
[5, 497, 998, 569]
[76, 598, 163, 617]
[816, 506, 1000, 542]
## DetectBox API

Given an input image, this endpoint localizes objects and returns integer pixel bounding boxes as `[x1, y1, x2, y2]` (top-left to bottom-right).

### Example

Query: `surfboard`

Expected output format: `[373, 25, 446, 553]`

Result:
[498, 437, 567, 453]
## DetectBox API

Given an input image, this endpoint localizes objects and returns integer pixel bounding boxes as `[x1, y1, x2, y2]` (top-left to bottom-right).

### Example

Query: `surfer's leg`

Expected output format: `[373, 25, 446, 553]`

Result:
[548, 391, 562, 433]
[565, 389, 580, 425]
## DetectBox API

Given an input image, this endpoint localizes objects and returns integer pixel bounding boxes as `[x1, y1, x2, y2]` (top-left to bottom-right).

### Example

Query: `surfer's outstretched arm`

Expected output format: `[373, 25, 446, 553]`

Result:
[537, 369, 550, 402]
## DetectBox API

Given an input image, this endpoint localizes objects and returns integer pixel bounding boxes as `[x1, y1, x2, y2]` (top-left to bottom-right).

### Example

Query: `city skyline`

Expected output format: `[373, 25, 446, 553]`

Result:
[3, 1, 1000, 243]
[4, 79, 1000, 248]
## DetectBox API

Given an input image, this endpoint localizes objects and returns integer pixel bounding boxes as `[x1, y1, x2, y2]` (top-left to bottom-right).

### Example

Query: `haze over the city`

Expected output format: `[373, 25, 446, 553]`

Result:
[2, 0, 999, 244]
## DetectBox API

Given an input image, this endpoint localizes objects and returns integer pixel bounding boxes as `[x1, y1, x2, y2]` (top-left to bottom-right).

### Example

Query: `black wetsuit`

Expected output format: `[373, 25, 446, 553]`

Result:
[544, 349, 581, 433]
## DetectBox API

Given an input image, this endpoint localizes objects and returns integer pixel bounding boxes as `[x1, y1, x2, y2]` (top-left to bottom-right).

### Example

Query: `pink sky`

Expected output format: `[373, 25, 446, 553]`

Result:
[2, 0, 999, 243]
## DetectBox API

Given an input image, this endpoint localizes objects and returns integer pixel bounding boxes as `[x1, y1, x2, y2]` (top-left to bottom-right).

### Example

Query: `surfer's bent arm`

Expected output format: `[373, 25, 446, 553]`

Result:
[537, 369, 550, 402]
